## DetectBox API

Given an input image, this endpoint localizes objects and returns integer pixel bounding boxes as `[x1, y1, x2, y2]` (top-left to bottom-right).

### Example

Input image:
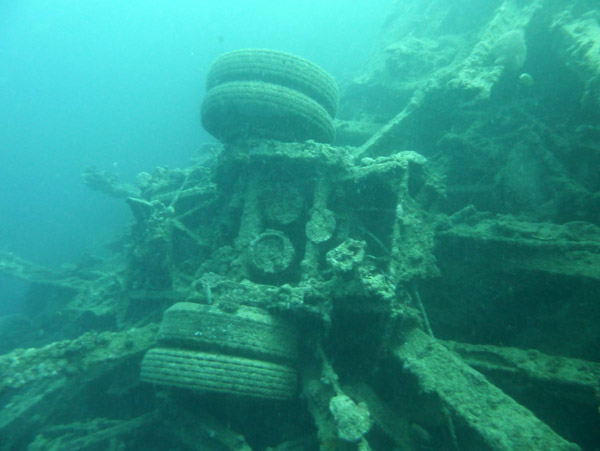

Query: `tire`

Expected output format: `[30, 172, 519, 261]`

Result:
[249, 230, 295, 275]
[141, 348, 297, 400]
[157, 302, 298, 363]
[206, 49, 338, 118]
[202, 81, 335, 144]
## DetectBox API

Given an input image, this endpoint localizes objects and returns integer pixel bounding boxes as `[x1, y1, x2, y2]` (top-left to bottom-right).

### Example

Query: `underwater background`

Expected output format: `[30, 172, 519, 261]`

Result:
[0, 0, 390, 311]
[1, 0, 600, 450]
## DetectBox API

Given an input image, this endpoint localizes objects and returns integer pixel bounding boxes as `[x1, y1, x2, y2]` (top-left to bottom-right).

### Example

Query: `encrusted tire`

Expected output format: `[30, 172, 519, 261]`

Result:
[263, 184, 305, 225]
[157, 302, 298, 363]
[206, 48, 338, 117]
[306, 208, 337, 243]
[249, 230, 296, 275]
[141, 348, 297, 400]
[201, 81, 335, 144]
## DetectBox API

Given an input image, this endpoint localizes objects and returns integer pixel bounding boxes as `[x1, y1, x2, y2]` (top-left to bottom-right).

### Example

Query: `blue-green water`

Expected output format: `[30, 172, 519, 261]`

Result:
[0, 0, 389, 266]
[0, 0, 390, 312]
